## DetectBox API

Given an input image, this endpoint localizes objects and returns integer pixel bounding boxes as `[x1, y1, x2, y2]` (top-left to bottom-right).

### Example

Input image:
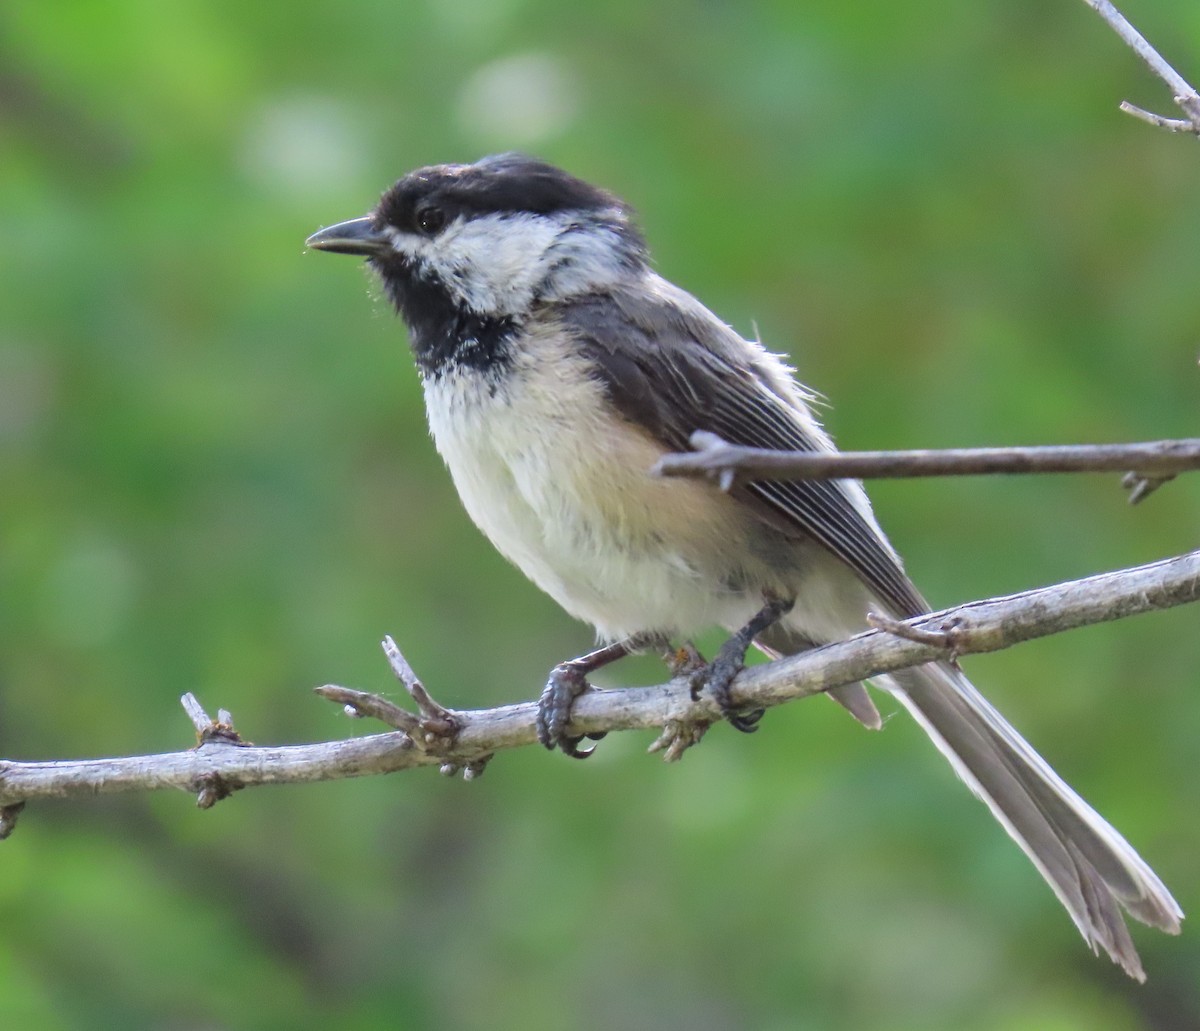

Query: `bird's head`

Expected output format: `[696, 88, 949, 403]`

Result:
[307, 154, 645, 373]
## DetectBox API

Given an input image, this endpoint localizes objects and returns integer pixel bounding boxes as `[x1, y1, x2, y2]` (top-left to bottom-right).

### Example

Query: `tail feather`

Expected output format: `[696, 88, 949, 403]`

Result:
[886, 662, 1182, 981]
[757, 627, 882, 729]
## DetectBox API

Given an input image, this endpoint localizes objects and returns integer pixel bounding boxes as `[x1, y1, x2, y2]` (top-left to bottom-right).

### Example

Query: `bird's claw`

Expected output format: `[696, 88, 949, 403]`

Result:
[689, 639, 764, 733]
[689, 596, 791, 732]
[648, 717, 712, 762]
[536, 662, 607, 759]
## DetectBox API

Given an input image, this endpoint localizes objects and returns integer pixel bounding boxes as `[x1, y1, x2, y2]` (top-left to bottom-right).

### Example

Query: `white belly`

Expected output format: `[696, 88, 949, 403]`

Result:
[421, 327, 876, 647]
[421, 329, 776, 640]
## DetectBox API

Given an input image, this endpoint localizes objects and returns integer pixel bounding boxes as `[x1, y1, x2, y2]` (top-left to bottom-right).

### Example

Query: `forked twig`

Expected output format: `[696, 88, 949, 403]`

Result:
[1083, 0, 1200, 134]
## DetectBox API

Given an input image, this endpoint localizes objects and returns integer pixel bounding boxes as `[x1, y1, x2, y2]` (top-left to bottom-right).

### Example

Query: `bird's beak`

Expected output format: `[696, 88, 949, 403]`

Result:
[305, 217, 391, 256]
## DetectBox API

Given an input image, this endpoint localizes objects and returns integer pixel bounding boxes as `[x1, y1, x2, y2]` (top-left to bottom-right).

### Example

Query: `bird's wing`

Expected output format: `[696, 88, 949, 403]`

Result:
[557, 282, 928, 620]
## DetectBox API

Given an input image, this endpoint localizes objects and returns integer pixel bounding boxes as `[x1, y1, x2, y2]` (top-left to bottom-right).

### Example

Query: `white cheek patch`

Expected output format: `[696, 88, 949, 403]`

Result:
[414, 213, 562, 316]
[382, 210, 632, 318]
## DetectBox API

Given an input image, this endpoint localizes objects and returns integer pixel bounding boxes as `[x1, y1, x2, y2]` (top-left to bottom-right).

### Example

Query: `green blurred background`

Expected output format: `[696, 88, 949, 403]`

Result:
[1, 0, 1197, 1027]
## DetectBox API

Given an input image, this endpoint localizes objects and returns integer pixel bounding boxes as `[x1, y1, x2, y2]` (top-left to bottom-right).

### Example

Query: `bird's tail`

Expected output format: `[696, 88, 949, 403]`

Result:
[886, 661, 1182, 981]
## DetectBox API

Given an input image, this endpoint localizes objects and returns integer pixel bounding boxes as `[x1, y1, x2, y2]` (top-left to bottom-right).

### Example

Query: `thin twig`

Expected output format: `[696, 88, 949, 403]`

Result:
[180, 692, 246, 746]
[1119, 101, 1195, 134]
[181, 693, 214, 735]
[313, 642, 461, 753]
[1083, 0, 1200, 134]
[868, 612, 966, 655]
[313, 684, 421, 733]
[382, 636, 458, 733]
[1, 549, 1196, 816]
[654, 432, 1200, 502]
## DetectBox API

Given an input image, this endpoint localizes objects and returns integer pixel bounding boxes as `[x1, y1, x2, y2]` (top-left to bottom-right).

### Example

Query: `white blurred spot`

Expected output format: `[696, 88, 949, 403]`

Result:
[240, 96, 368, 200]
[39, 536, 138, 648]
[456, 52, 579, 148]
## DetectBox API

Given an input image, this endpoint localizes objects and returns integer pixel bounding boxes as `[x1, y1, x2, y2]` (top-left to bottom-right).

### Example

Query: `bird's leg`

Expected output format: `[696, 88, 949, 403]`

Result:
[691, 594, 795, 732]
[538, 633, 665, 758]
[646, 640, 713, 762]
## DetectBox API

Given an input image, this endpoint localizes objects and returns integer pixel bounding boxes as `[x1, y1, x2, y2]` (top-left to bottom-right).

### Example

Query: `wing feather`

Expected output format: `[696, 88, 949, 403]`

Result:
[558, 283, 927, 619]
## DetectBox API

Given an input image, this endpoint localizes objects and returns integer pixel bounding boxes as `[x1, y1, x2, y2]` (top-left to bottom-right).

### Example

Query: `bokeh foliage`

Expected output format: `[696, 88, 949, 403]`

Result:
[1, 1, 1198, 1028]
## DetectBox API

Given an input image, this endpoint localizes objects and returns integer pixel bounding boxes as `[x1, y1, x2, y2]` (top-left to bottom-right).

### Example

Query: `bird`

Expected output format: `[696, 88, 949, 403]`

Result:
[306, 153, 1181, 979]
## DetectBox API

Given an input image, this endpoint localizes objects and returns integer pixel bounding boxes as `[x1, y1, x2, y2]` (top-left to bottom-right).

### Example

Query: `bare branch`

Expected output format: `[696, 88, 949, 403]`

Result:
[1119, 100, 1195, 134]
[867, 612, 966, 655]
[180, 693, 214, 735]
[180, 692, 247, 748]
[1083, 0, 1200, 134]
[314, 641, 462, 758]
[382, 635, 460, 738]
[654, 432, 1200, 503]
[1, 549, 1197, 819]
[314, 684, 421, 732]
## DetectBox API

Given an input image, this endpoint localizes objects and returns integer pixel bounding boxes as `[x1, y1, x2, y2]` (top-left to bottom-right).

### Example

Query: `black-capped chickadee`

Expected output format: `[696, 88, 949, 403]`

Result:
[307, 153, 1180, 978]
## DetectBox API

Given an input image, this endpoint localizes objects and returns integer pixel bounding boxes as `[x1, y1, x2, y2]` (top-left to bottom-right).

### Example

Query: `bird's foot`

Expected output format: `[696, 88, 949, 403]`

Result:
[689, 643, 763, 732]
[536, 635, 662, 758]
[648, 716, 713, 762]
[646, 641, 714, 761]
[537, 660, 607, 759]
[689, 595, 794, 733]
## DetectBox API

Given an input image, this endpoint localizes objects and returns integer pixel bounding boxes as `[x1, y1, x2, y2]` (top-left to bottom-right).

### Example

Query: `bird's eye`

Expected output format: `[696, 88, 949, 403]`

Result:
[416, 205, 446, 235]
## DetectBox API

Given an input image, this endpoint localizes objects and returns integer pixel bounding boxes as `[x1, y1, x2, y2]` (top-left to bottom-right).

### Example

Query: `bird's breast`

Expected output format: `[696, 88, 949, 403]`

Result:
[419, 324, 789, 640]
